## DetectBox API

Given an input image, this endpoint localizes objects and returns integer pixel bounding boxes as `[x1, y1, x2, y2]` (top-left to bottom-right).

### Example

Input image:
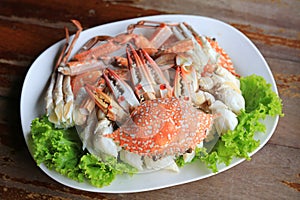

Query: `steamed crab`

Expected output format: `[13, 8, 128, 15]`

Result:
[45, 20, 245, 171]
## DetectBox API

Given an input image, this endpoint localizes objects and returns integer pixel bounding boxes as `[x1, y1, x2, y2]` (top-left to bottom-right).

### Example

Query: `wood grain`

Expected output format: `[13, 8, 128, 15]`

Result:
[0, 0, 299, 199]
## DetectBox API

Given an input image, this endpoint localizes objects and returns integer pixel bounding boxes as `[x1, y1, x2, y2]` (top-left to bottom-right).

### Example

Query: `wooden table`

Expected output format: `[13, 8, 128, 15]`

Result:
[1, 0, 299, 199]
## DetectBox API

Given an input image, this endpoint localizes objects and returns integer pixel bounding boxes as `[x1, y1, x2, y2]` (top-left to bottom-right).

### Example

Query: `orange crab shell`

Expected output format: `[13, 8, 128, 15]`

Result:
[206, 37, 240, 77]
[105, 97, 214, 157]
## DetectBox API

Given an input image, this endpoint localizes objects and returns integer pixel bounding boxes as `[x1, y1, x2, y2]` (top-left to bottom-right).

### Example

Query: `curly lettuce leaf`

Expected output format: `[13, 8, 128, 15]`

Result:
[30, 116, 137, 187]
[31, 116, 84, 181]
[240, 74, 283, 116]
[79, 154, 137, 188]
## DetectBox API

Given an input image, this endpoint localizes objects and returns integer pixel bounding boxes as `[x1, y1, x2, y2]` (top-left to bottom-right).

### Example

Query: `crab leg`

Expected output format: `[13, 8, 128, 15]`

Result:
[62, 75, 74, 126]
[174, 65, 210, 108]
[62, 20, 82, 63]
[127, 44, 156, 101]
[59, 20, 82, 126]
[56, 20, 83, 72]
[207, 37, 238, 77]
[128, 21, 199, 54]
[173, 52, 199, 101]
[164, 38, 194, 53]
[75, 35, 112, 55]
[103, 68, 140, 112]
[73, 33, 139, 61]
[45, 26, 70, 120]
[176, 53, 198, 91]
[127, 20, 174, 49]
[45, 72, 56, 117]
[58, 59, 107, 76]
[139, 48, 172, 98]
[149, 24, 173, 49]
[85, 84, 129, 123]
[71, 71, 105, 126]
[72, 26, 170, 65]
[46, 20, 85, 128]
[50, 73, 64, 124]
[174, 66, 192, 101]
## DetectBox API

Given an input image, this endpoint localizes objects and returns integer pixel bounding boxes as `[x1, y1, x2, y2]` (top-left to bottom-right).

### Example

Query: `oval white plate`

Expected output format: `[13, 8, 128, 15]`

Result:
[20, 14, 279, 193]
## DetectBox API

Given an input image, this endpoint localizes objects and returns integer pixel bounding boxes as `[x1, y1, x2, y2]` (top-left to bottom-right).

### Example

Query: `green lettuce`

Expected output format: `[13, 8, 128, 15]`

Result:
[30, 116, 137, 187]
[177, 74, 283, 172]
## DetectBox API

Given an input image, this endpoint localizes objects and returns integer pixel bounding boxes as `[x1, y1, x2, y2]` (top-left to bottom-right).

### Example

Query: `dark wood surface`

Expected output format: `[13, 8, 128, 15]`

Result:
[1, 0, 299, 199]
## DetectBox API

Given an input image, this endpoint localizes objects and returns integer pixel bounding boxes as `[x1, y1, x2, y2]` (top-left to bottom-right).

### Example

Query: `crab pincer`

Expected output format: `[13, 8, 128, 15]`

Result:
[127, 44, 156, 101]
[139, 48, 172, 98]
[127, 44, 172, 100]
[84, 84, 128, 123]
[174, 66, 193, 101]
[103, 68, 140, 112]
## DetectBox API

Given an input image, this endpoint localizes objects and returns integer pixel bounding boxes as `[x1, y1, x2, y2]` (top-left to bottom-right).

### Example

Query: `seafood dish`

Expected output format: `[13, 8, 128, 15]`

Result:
[25, 16, 282, 190]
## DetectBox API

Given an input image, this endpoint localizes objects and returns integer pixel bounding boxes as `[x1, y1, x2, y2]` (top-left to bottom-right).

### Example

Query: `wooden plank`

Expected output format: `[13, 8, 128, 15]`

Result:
[0, 0, 163, 28]
[0, 19, 74, 59]
[0, 63, 29, 99]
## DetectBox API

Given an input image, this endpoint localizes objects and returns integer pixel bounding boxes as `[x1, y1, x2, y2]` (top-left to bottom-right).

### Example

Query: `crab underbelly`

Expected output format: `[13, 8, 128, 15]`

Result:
[105, 97, 213, 157]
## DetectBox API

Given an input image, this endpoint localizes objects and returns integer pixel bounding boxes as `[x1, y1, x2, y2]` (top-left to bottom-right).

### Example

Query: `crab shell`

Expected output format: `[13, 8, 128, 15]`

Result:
[105, 97, 213, 158]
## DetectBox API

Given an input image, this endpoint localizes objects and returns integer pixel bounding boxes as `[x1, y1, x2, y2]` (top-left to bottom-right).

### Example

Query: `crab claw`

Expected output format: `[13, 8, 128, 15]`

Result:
[176, 53, 199, 92]
[173, 66, 193, 101]
[127, 44, 172, 100]
[127, 44, 156, 101]
[139, 48, 172, 98]
[85, 84, 128, 123]
[103, 68, 140, 112]
[174, 64, 205, 108]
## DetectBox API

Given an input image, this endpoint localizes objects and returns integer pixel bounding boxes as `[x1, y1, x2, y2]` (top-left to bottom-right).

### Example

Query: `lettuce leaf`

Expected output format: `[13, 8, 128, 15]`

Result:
[31, 116, 84, 181]
[240, 75, 283, 116]
[78, 154, 137, 188]
[30, 116, 137, 187]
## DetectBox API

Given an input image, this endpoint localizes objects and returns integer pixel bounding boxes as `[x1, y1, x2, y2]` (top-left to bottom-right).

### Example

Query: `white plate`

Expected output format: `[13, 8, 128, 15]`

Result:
[20, 14, 279, 193]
